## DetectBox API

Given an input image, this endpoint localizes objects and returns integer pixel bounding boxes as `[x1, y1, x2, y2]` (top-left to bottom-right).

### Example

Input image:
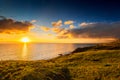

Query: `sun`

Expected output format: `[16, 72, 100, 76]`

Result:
[21, 37, 30, 43]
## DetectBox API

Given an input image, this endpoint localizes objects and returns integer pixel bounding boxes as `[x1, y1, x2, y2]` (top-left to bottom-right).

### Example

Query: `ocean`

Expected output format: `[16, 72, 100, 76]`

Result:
[0, 43, 94, 60]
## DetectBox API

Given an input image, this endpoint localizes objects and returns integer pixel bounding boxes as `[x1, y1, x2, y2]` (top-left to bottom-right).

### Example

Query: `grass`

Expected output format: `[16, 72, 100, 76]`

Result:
[0, 41, 120, 80]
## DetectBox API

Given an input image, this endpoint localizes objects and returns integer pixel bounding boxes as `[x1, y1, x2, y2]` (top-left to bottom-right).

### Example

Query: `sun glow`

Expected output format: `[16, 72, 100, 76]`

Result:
[21, 37, 30, 43]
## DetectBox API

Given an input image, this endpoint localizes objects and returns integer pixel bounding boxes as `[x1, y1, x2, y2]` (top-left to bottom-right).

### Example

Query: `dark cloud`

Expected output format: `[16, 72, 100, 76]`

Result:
[56, 22, 120, 39]
[0, 16, 6, 20]
[0, 16, 34, 34]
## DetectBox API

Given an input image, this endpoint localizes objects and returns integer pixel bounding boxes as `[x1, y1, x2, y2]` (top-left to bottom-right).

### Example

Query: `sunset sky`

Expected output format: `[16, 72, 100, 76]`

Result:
[0, 0, 120, 43]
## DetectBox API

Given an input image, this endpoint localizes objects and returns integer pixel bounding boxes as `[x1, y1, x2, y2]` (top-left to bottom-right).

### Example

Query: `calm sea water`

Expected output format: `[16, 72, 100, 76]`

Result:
[0, 43, 94, 60]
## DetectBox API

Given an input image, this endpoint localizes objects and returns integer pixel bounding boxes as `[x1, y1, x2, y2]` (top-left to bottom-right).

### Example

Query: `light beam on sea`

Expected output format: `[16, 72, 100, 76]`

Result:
[22, 43, 28, 60]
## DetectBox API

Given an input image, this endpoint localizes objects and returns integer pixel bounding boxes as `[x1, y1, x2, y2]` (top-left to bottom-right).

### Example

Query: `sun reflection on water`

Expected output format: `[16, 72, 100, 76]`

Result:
[22, 43, 28, 60]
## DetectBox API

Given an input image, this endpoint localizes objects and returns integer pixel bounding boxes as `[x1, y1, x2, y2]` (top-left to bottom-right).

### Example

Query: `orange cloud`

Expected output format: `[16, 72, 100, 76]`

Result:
[51, 20, 62, 27]
[51, 27, 64, 33]
[64, 20, 74, 25]
[40, 26, 50, 32]
[69, 24, 75, 29]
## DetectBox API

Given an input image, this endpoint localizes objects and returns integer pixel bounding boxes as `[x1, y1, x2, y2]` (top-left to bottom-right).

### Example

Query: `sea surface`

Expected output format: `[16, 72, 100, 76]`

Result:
[0, 43, 94, 60]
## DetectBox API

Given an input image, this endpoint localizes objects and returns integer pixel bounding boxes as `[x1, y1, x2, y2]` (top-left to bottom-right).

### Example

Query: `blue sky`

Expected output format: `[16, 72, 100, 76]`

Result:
[0, 0, 120, 22]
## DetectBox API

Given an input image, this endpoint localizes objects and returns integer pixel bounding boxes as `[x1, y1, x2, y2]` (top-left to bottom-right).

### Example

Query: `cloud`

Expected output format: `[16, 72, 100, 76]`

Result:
[31, 20, 37, 23]
[0, 16, 34, 34]
[40, 26, 50, 32]
[0, 16, 6, 19]
[69, 24, 75, 29]
[56, 22, 120, 39]
[64, 20, 74, 25]
[51, 20, 62, 27]
[51, 27, 64, 33]
[79, 22, 94, 28]
[51, 20, 74, 36]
